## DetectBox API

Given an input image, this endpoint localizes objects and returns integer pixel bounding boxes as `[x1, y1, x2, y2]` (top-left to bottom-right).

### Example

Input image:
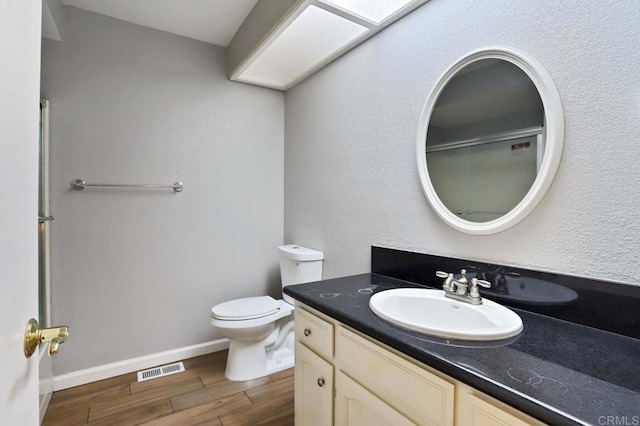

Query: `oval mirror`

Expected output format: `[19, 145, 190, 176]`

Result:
[417, 47, 564, 235]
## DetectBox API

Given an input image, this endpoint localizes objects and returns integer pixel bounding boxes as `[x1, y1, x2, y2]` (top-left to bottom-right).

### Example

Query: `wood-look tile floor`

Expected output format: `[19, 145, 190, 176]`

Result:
[42, 351, 294, 426]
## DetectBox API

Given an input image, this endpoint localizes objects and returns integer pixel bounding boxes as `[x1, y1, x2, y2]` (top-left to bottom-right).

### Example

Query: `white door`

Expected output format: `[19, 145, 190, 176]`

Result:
[0, 1, 43, 424]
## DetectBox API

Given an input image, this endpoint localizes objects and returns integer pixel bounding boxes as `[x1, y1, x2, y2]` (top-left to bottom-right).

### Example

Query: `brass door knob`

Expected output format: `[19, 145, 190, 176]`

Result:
[24, 318, 69, 358]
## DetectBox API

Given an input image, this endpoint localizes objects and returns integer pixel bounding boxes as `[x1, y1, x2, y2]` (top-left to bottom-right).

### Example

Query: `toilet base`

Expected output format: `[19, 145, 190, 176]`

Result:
[225, 337, 294, 381]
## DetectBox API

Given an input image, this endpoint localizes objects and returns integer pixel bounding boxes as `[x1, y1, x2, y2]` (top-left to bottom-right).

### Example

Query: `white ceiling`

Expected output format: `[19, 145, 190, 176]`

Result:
[62, 0, 259, 47]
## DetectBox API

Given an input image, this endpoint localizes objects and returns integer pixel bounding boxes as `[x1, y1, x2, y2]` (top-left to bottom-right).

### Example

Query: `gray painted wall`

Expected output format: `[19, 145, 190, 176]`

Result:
[284, 0, 640, 285]
[42, 7, 284, 375]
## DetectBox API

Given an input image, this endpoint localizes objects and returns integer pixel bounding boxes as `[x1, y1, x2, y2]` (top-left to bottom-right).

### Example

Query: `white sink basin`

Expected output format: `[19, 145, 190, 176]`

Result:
[369, 288, 523, 341]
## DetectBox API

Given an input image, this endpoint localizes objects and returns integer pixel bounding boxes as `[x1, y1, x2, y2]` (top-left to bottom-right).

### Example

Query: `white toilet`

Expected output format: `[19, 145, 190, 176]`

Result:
[210, 244, 323, 381]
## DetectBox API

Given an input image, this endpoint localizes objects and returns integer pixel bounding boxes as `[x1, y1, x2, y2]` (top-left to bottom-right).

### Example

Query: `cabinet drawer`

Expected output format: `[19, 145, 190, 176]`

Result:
[296, 307, 334, 360]
[336, 326, 454, 426]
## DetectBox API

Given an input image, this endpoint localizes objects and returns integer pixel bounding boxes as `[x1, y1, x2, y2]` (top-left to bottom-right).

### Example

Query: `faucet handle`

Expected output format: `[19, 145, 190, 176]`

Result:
[469, 277, 491, 301]
[472, 277, 491, 288]
[436, 271, 455, 292]
[436, 271, 449, 279]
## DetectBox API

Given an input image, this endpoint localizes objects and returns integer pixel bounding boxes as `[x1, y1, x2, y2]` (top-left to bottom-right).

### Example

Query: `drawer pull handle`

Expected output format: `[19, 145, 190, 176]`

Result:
[304, 328, 311, 337]
[317, 378, 325, 387]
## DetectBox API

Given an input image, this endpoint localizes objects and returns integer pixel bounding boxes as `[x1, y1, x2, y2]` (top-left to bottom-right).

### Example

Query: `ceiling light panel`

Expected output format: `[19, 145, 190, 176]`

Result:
[236, 5, 368, 89]
[320, 0, 417, 24]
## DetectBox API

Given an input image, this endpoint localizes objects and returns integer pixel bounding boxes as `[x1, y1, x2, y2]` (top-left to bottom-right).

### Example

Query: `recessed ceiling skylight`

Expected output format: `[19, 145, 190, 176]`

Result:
[236, 5, 368, 89]
[320, 0, 417, 24]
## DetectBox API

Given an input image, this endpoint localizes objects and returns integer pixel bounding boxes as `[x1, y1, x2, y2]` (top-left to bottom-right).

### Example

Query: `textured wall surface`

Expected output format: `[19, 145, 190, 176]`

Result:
[284, 0, 640, 285]
[42, 7, 284, 375]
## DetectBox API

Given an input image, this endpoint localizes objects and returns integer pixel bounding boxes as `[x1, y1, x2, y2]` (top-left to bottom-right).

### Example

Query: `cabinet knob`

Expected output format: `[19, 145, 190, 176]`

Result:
[304, 328, 311, 337]
[317, 377, 325, 387]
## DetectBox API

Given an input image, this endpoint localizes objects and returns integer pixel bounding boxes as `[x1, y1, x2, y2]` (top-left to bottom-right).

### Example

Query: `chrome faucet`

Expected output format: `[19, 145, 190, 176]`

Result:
[436, 269, 491, 305]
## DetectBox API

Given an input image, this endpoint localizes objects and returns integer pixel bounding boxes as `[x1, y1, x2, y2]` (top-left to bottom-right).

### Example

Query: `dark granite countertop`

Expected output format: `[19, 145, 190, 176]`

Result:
[284, 273, 640, 426]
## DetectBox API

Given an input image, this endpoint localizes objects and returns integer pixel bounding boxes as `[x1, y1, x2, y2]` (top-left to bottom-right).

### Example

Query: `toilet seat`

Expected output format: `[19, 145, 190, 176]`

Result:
[211, 299, 294, 330]
[211, 296, 280, 321]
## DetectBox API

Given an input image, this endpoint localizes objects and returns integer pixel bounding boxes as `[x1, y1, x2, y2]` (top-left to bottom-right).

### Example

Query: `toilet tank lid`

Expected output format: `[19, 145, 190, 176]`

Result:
[278, 244, 324, 261]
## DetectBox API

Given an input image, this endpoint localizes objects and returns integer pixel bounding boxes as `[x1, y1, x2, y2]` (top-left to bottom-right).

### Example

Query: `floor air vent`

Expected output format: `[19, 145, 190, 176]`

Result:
[137, 362, 185, 382]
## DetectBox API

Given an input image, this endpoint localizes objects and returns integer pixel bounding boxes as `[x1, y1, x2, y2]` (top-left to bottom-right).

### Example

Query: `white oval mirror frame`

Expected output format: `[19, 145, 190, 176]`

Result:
[416, 47, 564, 235]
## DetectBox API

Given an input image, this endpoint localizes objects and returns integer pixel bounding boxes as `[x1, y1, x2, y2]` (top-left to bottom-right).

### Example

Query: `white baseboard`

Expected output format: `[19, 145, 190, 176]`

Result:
[39, 388, 52, 424]
[53, 339, 230, 391]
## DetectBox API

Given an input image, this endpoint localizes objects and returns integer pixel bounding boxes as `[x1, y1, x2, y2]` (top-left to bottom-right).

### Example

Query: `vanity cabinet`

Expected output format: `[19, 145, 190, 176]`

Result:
[294, 303, 545, 426]
[294, 307, 335, 426]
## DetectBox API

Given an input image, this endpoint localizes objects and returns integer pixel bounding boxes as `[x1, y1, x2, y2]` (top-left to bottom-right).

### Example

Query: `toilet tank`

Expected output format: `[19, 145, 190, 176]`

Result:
[278, 244, 323, 304]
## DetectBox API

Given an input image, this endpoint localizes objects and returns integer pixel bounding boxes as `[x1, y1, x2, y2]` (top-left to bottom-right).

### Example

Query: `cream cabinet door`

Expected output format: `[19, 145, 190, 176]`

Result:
[457, 390, 542, 426]
[335, 371, 416, 426]
[336, 326, 454, 425]
[295, 342, 334, 426]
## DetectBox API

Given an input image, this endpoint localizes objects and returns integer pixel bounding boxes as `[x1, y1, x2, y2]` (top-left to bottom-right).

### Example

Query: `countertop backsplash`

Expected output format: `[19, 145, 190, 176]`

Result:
[371, 246, 640, 340]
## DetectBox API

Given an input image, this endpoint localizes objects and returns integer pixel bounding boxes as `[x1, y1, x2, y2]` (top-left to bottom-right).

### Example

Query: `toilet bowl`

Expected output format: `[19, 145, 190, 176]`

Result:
[210, 244, 323, 381]
[211, 297, 295, 381]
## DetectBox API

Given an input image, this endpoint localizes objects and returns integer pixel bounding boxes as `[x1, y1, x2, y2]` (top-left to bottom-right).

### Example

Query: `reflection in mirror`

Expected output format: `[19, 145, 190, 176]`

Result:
[481, 275, 578, 307]
[416, 47, 564, 235]
[464, 268, 578, 307]
[426, 59, 544, 222]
